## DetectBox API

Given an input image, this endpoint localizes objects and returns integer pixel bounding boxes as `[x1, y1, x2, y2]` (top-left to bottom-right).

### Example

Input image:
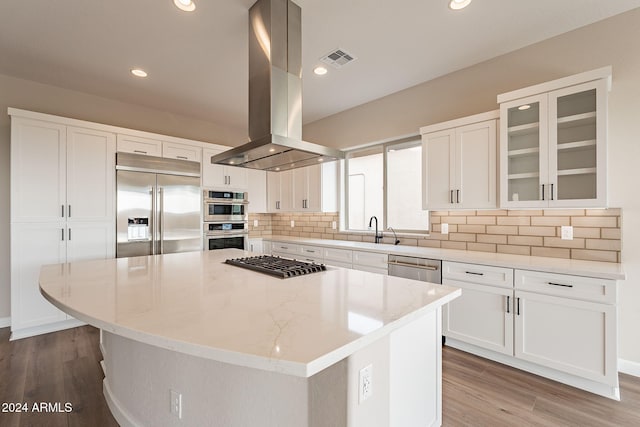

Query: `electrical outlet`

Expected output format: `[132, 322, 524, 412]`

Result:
[332, 221, 337, 230]
[253, 219, 259, 227]
[359, 364, 373, 403]
[170, 390, 182, 419]
[561, 225, 573, 240]
[441, 223, 449, 235]
[290, 220, 295, 228]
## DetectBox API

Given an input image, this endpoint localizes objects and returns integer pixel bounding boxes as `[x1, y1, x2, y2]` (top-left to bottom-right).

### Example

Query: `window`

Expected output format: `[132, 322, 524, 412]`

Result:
[344, 138, 428, 233]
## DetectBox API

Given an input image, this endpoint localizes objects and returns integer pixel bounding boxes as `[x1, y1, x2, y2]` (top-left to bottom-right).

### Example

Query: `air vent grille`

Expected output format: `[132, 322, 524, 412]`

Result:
[320, 48, 357, 69]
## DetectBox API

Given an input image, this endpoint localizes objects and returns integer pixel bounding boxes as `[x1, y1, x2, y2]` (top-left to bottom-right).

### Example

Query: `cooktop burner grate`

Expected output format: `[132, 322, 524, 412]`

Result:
[225, 255, 326, 279]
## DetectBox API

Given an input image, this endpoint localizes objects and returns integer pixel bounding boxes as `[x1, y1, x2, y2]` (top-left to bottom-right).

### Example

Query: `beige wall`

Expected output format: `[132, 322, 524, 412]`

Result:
[0, 74, 247, 319]
[304, 9, 640, 365]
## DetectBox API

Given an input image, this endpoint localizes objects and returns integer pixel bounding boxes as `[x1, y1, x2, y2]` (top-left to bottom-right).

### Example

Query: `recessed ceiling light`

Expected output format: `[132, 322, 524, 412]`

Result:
[130, 69, 148, 78]
[313, 66, 328, 76]
[317, 157, 324, 162]
[173, 0, 196, 12]
[269, 148, 276, 152]
[449, 0, 472, 10]
[275, 167, 280, 171]
[518, 104, 531, 111]
[229, 160, 235, 165]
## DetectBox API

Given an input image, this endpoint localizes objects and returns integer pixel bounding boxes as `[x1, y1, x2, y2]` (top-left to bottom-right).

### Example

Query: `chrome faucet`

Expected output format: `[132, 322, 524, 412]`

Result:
[368, 216, 383, 244]
[387, 226, 400, 245]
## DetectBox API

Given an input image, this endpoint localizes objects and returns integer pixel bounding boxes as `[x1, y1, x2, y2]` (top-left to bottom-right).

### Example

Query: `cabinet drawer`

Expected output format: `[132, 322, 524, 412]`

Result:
[442, 261, 513, 288]
[352, 250, 388, 270]
[299, 244, 323, 257]
[270, 242, 299, 256]
[515, 270, 615, 304]
[323, 247, 353, 263]
[117, 134, 162, 156]
[162, 141, 202, 162]
[325, 260, 352, 269]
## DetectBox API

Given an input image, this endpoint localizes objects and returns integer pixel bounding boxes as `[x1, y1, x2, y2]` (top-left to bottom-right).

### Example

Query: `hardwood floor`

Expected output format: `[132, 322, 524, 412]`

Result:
[0, 326, 117, 427]
[442, 346, 640, 426]
[1, 326, 639, 426]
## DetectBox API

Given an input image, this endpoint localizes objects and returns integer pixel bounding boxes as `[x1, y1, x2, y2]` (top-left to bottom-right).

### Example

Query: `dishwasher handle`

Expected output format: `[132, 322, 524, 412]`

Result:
[387, 260, 439, 271]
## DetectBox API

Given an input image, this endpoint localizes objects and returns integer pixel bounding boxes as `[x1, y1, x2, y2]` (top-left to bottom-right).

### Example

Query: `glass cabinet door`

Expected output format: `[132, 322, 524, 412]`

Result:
[501, 94, 548, 206]
[548, 80, 606, 206]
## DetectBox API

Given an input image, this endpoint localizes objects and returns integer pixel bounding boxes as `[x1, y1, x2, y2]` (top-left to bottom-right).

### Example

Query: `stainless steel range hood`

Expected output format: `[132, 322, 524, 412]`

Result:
[210, 0, 344, 172]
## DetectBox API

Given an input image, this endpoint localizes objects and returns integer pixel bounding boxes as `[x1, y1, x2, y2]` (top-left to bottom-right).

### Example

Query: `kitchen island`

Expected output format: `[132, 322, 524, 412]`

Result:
[39, 249, 460, 427]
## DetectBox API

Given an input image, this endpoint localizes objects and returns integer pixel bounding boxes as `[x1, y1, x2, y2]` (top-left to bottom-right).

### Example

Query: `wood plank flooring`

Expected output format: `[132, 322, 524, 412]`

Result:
[1, 326, 639, 426]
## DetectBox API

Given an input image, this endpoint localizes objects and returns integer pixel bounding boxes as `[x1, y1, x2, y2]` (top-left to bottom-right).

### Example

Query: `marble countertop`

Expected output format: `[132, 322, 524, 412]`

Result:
[39, 249, 460, 377]
[262, 235, 626, 280]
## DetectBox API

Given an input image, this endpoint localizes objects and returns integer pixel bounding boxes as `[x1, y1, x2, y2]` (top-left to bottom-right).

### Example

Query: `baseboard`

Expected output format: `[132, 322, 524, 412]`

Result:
[9, 318, 85, 340]
[619, 358, 640, 377]
[0, 317, 10, 328]
[103, 379, 141, 427]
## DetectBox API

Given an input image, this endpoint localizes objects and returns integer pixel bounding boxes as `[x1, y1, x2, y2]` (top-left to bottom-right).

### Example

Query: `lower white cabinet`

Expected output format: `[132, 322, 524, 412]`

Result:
[352, 250, 388, 275]
[443, 260, 619, 398]
[248, 238, 263, 254]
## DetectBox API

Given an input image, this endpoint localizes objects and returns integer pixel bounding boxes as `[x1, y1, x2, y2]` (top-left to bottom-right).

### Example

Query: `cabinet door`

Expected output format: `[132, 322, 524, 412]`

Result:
[66, 127, 116, 222]
[514, 290, 617, 386]
[162, 141, 202, 162]
[202, 149, 226, 187]
[306, 164, 322, 212]
[66, 222, 115, 262]
[422, 129, 455, 210]
[11, 118, 66, 222]
[226, 166, 248, 190]
[442, 279, 513, 355]
[279, 170, 293, 211]
[548, 80, 607, 207]
[266, 171, 281, 212]
[11, 223, 67, 331]
[247, 169, 268, 213]
[500, 94, 549, 208]
[116, 134, 162, 157]
[457, 120, 497, 209]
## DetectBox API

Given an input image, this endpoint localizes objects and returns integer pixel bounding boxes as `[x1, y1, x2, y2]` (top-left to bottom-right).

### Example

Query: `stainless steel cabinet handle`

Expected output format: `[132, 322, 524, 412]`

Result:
[61, 205, 65, 218]
[151, 187, 156, 255]
[133, 150, 147, 154]
[517, 297, 521, 316]
[61, 228, 64, 241]
[551, 184, 555, 201]
[465, 271, 484, 276]
[542, 184, 545, 201]
[450, 190, 454, 204]
[456, 189, 460, 204]
[387, 260, 439, 270]
[506, 295, 510, 314]
[228, 175, 231, 185]
[547, 281, 573, 288]
[68, 228, 71, 241]
[68, 205, 71, 217]
[177, 155, 188, 160]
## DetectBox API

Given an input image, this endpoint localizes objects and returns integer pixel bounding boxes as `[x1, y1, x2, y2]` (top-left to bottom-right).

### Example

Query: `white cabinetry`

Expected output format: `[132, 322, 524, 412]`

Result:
[203, 148, 248, 190]
[499, 67, 610, 208]
[442, 262, 514, 355]
[352, 250, 388, 275]
[10, 113, 116, 339]
[514, 270, 617, 387]
[247, 169, 268, 213]
[162, 141, 202, 162]
[116, 134, 162, 157]
[267, 162, 338, 213]
[421, 112, 497, 210]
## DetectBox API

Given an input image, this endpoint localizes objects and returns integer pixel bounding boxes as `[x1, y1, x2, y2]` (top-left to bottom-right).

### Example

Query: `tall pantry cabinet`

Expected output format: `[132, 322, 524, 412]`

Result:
[10, 110, 116, 340]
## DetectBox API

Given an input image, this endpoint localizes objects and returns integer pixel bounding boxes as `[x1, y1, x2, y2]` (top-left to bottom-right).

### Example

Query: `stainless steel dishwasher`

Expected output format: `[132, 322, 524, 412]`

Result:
[387, 255, 441, 284]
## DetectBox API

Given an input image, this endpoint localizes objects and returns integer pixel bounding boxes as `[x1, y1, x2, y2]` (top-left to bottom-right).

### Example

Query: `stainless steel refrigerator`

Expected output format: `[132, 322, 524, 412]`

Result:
[116, 153, 201, 258]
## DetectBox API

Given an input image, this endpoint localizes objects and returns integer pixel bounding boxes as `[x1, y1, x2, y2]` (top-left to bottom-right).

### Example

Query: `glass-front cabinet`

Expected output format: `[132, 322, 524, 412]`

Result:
[500, 72, 609, 208]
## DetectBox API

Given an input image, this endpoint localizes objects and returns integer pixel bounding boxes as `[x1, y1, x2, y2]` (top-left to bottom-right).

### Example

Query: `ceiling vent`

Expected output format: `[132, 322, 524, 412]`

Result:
[320, 48, 357, 69]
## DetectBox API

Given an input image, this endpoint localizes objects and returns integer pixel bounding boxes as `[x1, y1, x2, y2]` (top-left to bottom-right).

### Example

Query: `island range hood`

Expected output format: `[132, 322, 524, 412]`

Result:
[210, 0, 344, 172]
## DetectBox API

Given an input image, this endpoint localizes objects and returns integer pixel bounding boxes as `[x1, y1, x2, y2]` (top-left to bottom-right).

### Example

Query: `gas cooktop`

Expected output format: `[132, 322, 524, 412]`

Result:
[225, 255, 326, 279]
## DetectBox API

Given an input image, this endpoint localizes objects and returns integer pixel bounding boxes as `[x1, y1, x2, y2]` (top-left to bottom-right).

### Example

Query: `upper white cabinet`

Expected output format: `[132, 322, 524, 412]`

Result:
[421, 112, 498, 210]
[116, 134, 162, 157]
[202, 148, 248, 190]
[267, 162, 338, 213]
[499, 67, 611, 208]
[247, 168, 268, 213]
[162, 141, 202, 162]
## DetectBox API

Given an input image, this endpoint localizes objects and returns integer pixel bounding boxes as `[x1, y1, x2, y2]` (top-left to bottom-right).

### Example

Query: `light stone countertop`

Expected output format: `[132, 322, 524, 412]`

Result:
[39, 249, 460, 378]
[263, 235, 626, 280]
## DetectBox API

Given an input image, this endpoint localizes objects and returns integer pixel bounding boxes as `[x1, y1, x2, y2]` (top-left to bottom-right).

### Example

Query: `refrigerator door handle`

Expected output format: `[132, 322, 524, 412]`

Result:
[159, 187, 164, 254]
[151, 187, 156, 255]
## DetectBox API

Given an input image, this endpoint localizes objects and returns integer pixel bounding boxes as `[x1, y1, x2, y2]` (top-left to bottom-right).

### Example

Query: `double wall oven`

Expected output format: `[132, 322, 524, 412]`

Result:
[203, 190, 249, 250]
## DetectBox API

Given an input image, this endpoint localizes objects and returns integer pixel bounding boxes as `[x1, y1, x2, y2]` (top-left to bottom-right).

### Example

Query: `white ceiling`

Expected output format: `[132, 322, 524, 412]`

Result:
[1, 0, 639, 133]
